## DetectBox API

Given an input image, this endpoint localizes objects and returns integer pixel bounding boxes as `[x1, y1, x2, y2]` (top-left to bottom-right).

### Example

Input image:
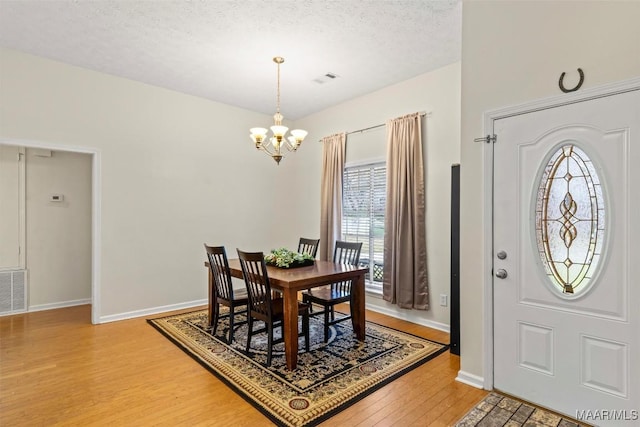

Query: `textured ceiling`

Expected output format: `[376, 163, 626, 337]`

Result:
[0, 0, 461, 120]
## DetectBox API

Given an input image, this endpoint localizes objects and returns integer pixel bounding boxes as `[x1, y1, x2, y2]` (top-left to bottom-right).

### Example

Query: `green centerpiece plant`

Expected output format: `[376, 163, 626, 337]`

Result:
[264, 248, 314, 268]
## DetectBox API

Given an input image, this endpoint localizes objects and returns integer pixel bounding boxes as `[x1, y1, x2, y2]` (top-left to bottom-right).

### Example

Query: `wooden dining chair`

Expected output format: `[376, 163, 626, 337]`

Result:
[302, 240, 363, 342]
[237, 249, 310, 367]
[204, 244, 249, 344]
[297, 237, 320, 258]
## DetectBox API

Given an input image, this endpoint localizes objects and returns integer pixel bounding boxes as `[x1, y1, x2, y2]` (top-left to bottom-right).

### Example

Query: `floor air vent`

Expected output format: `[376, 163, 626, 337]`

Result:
[0, 270, 27, 315]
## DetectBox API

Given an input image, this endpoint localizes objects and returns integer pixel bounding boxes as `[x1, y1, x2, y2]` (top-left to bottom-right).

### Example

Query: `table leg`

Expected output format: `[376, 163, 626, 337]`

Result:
[283, 288, 299, 370]
[351, 273, 366, 340]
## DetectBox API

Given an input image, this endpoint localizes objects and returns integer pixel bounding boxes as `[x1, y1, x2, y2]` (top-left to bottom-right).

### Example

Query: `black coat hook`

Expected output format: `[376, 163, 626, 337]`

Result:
[559, 68, 584, 93]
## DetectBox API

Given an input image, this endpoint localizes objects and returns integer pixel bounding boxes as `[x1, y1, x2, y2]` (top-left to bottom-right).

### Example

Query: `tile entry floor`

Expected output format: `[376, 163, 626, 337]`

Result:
[455, 392, 588, 427]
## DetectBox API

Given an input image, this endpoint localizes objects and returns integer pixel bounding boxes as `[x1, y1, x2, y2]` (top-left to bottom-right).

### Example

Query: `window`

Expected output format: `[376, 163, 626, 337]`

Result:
[342, 162, 385, 294]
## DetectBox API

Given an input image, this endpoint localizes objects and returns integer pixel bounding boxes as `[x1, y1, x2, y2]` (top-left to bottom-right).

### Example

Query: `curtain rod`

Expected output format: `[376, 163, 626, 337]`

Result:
[317, 111, 431, 142]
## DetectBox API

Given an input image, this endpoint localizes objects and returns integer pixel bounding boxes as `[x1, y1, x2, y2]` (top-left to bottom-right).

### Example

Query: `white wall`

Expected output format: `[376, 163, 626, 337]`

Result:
[25, 149, 92, 309]
[460, 0, 640, 382]
[0, 48, 461, 327]
[295, 62, 461, 329]
[0, 47, 307, 321]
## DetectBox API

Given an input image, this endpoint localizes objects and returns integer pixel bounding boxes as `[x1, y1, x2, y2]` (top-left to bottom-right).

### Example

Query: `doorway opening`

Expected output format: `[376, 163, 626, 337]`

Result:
[0, 138, 101, 324]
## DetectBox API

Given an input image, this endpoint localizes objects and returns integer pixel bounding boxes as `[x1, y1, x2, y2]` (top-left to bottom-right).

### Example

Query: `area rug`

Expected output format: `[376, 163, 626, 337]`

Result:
[148, 309, 447, 427]
[455, 392, 584, 427]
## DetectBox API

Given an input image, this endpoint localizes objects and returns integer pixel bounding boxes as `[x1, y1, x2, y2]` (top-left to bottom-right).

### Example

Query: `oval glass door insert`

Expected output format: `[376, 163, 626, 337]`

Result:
[535, 144, 605, 295]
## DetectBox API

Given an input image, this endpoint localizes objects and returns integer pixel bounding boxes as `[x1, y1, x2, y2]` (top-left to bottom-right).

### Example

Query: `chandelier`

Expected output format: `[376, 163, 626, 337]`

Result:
[249, 57, 307, 164]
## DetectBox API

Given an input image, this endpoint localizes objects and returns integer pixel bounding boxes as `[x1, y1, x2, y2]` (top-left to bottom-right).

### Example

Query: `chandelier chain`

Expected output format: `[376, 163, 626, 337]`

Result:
[276, 60, 281, 115]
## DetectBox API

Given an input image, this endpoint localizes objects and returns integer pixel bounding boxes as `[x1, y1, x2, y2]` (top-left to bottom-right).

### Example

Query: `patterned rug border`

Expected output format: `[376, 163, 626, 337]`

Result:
[147, 315, 279, 423]
[147, 309, 449, 427]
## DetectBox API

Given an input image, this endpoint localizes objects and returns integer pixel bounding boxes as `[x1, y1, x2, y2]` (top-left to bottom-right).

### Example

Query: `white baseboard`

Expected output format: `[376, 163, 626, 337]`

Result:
[98, 299, 207, 324]
[364, 302, 450, 333]
[29, 298, 91, 312]
[456, 370, 485, 389]
[96, 297, 450, 332]
[97, 298, 449, 333]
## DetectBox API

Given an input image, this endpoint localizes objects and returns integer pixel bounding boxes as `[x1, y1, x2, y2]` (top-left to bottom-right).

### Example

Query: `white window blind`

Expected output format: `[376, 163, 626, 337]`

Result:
[342, 162, 385, 294]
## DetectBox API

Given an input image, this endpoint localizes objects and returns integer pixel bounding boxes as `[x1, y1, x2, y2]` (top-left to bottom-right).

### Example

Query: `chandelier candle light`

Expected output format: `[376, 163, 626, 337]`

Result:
[249, 57, 307, 164]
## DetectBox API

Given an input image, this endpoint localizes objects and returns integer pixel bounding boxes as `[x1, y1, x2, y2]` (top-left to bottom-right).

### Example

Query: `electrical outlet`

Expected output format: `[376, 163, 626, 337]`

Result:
[439, 294, 448, 307]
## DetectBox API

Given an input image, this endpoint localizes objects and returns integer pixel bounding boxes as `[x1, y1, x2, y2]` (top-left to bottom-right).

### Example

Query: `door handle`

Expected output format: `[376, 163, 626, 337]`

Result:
[495, 269, 508, 279]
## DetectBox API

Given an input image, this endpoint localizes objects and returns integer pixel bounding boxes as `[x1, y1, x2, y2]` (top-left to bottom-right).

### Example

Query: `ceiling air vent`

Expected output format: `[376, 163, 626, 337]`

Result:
[312, 73, 339, 84]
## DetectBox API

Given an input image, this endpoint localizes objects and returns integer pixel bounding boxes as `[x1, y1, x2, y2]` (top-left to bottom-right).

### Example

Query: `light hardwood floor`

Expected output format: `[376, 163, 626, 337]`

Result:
[0, 305, 487, 426]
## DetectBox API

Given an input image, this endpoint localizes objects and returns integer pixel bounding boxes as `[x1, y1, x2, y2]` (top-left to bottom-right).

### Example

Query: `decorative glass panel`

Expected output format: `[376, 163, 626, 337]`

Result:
[535, 144, 605, 295]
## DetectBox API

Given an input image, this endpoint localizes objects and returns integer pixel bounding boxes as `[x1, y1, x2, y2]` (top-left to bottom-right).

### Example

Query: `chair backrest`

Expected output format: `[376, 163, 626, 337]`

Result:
[333, 240, 363, 265]
[331, 241, 363, 293]
[204, 244, 235, 301]
[298, 237, 320, 258]
[237, 249, 273, 320]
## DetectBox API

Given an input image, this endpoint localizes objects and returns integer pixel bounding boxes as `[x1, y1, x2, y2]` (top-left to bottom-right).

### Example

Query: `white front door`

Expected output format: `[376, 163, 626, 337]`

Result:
[493, 88, 639, 424]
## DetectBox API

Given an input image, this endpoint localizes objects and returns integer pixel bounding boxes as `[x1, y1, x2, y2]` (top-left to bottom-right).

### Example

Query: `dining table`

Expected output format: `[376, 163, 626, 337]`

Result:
[205, 258, 368, 370]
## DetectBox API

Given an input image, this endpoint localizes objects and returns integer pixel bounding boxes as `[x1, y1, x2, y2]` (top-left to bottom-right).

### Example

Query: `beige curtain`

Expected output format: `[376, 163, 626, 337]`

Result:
[319, 133, 346, 261]
[383, 113, 428, 309]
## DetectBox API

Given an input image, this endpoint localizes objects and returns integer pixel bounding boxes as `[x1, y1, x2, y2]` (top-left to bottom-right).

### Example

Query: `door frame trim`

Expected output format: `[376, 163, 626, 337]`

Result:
[482, 77, 640, 390]
[0, 145, 26, 271]
[0, 138, 101, 325]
